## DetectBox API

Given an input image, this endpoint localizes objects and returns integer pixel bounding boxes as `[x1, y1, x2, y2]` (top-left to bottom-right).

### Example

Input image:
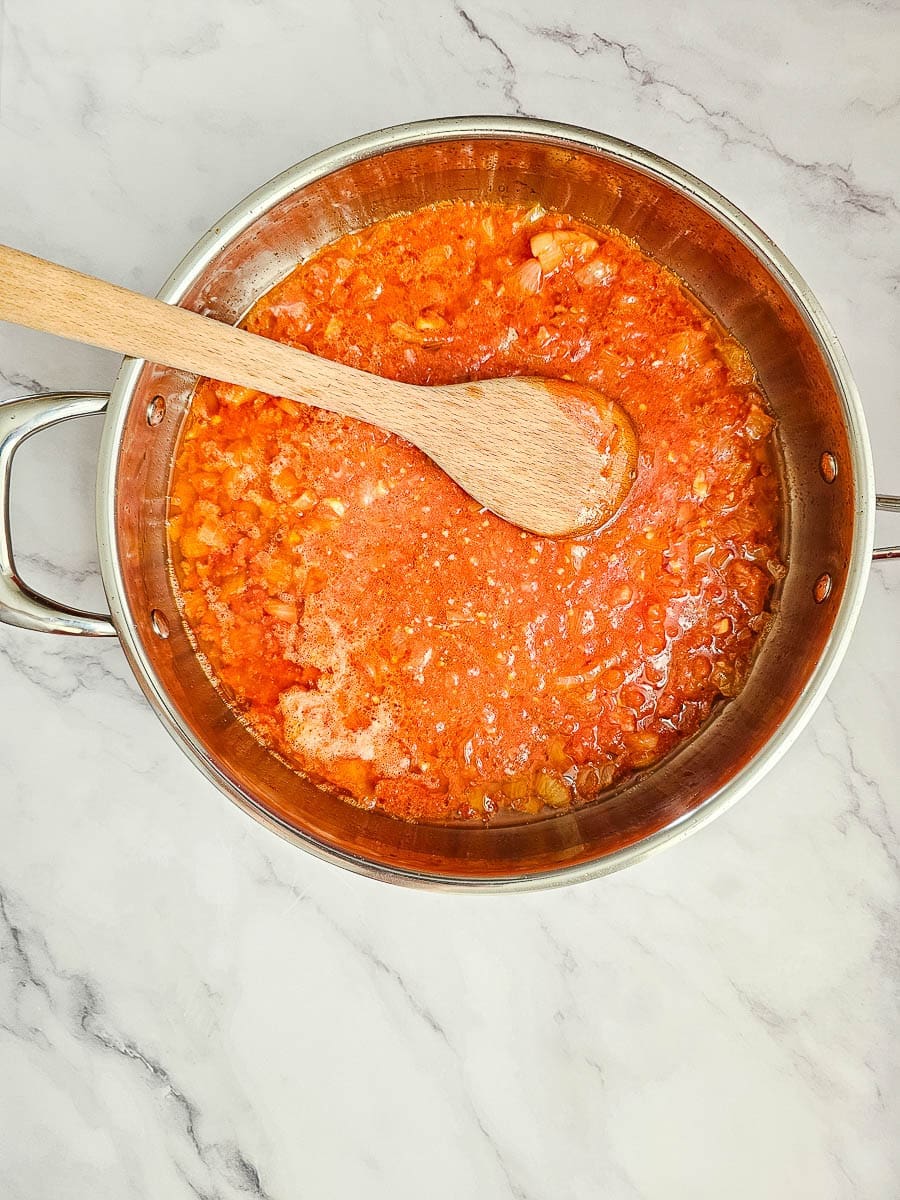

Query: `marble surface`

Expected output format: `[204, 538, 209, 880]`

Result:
[1, 1, 899, 1195]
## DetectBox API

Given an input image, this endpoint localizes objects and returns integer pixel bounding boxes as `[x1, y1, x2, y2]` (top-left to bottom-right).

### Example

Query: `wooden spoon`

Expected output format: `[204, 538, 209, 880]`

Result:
[0, 244, 636, 537]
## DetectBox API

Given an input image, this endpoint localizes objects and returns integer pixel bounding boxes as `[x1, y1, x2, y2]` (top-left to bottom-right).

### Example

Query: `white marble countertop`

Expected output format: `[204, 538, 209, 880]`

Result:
[1, 2, 899, 1196]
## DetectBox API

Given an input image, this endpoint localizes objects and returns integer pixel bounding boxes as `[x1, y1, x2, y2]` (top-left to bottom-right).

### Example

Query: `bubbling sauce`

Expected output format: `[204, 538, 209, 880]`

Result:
[168, 201, 783, 821]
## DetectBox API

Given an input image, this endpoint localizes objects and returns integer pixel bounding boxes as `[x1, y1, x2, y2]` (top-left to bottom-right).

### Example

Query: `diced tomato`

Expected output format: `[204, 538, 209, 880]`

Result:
[169, 201, 782, 822]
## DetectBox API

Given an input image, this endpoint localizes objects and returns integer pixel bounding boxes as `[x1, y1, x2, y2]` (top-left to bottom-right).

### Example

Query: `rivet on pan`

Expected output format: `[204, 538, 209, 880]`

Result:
[813, 573, 832, 603]
[819, 451, 838, 483]
[150, 608, 170, 639]
[147, 395, 166, 427]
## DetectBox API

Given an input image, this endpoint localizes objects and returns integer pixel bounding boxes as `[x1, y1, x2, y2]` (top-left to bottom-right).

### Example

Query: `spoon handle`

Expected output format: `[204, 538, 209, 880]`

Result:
[0, 243, 411, 427]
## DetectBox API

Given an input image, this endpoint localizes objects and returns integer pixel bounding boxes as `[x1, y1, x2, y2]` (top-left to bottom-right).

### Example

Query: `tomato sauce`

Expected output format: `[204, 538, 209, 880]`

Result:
[168, 201, 783, 821]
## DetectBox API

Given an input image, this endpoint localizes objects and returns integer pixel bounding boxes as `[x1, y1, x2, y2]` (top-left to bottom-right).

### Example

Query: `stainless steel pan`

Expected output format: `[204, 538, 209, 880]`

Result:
[1, 118, 896, 890]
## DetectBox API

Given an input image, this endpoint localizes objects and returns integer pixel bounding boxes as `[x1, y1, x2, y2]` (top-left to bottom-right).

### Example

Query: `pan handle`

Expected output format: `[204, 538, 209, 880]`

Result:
[0, 391, 117, 635]
[874, 495, 900, 561]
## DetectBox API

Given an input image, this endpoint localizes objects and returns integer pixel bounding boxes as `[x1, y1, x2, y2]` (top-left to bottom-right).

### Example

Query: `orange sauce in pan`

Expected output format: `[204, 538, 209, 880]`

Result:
[168, 201, 782, 821]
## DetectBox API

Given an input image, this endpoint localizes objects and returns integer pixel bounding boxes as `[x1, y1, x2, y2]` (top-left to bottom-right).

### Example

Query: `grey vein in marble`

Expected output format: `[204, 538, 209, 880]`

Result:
[531, 22, 900, 219]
